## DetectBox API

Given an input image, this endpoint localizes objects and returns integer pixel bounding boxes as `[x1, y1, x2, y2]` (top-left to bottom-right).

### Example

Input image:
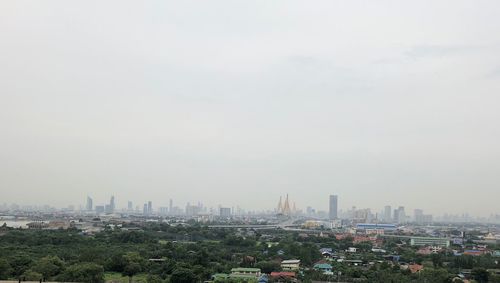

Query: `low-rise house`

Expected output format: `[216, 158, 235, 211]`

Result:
[211, 273, 229, 282]
[281, 259, 300, 271]
[408, 264, 424, 273]
[258, 274, 268, 283]
[410, 236, 450, 247]
[230, 268, 261, 278]
[319, 248, 333, 257]
[270, 272, 297, 282]
[463, 250, 483, 256]
[416, 246, 442, 255]
[346, 247, 357, 253]
[26, 221, 48, 229]
[48, 220, 70, 229]
[313, 262, 333, 274]
[353, 235, 377, 244]
[211, 268, 262, 282]
[337, 259, 364, 266]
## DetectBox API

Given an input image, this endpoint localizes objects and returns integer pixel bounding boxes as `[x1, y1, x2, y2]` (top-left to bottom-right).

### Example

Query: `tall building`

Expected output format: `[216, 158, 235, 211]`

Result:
[186, 203, 200, 216]
[394, 206, 406, 224]
[169, 199, 173, 214]
[414, 209, 423, 220]
[414, 209, 433, 224]
[384, 205, 392, 222]
[147, 201, 152, 214]
[127, 201, 133, 211]
[95, 205, 105, 214]
[219, 207, 231, 217]
[109, 196, 115, 213]
[86, 196, 93, 211]
[159, 207, 168, 215]
[329, 195, 338, 220]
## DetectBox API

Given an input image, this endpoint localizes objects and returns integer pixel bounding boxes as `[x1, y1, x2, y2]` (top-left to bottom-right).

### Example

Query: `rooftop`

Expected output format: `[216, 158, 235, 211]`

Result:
[231, 267, 261, 272]
[282, 259, 301, 264]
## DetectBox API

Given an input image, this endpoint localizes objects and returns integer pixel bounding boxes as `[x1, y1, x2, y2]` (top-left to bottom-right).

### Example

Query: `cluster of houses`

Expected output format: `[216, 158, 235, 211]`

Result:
[206, 233, 500, 283]
[209, 259, 301, 283]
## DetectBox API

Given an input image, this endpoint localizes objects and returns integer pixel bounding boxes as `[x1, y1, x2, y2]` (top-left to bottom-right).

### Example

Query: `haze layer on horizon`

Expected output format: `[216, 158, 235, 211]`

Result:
[1, 1, 500, 216]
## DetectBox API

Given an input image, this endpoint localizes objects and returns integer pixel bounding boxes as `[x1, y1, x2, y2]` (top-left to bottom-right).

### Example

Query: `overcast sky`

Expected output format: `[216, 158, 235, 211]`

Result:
[1, 1, 500, 216]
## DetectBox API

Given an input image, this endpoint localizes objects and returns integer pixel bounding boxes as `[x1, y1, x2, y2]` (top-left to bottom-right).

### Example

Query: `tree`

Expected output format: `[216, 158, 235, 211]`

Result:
[431, 253, 443, 268]
[0, 259, 12, 280]
[417, 268, 452, 283]
[31, 255, 64, 280]
[255, 261, 281, 274]
[9, 254, 32, 277]
[59, 263, 104, 283]
[170, 267, 197, 283]
[124, 263, 141, 283]
[146, 274, 163, 283]
[22, 270, 43, 281]
[122, 252, 144, 283]
[471, 268, 489, 283]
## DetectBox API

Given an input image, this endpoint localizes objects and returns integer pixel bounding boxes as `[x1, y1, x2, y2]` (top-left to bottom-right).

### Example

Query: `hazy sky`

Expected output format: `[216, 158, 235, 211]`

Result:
[1, 1, 500, 216]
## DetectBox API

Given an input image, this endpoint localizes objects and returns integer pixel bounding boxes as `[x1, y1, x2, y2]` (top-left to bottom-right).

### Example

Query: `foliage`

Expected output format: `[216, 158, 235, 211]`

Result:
[58, 262, 104, 283]
[0, 224, 499, 283]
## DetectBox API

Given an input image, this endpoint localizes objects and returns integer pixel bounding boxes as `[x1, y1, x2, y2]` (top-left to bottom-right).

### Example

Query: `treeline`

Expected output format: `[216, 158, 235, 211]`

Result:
[1, 224, 500, 283]
[0, 225, 321, 282]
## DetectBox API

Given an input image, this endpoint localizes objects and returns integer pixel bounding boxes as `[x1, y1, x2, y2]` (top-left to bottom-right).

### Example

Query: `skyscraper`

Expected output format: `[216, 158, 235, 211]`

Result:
[127, 201, 133, 211]
[414, 209, 423, 221]
[219, 207, 231, 217]
[109, 196, 115, 213]
[169, 199, 173, 215]
[86, 196, 93, 211]
[147, 201, 152, 214]
[384, 205, 392, 222]
[394, 206, 406, 224]
[329, 195, 338, 220]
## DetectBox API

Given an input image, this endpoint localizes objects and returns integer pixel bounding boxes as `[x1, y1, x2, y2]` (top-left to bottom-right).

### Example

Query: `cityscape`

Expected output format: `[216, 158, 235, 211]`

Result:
[2, 0, 500, 282]
[2, 193, 500, 224]
[1, 194, 500, 282]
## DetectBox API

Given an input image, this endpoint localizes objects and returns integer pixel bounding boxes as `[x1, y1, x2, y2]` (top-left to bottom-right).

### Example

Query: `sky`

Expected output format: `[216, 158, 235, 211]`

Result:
[1, 1, 500, 216]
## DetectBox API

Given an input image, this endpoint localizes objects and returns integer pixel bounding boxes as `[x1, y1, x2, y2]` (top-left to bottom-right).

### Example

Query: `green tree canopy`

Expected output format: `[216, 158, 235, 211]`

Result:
[59, 263, 104, 283]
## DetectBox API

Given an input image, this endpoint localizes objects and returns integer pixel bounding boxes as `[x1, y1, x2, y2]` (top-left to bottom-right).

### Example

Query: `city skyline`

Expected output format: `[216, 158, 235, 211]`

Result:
[2, 2, 500, 283]
[1, 1, 500, 216]
[0, 193, 495, 220]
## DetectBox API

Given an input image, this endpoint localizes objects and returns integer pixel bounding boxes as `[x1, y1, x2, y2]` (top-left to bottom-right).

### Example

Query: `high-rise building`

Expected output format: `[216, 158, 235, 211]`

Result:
[86, 196, 93, 211]
[159, 207, 168, 215]
[147, 201, 152, 214]
[329, 195, 338, 220]
[109, 196, 115, 213]
[127, 201, 133, 211]
[384, 205, 392, 222]
[414, 209, 423, 220]
[394, 206, 406, 224]
[219, 207, 231, 217]
[414, 209, 433, 224]
[143, 203, 148, 215]
[95, 205, 105, 214]
[169, 199, 173, 215]
[186, 203, 200, 216]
